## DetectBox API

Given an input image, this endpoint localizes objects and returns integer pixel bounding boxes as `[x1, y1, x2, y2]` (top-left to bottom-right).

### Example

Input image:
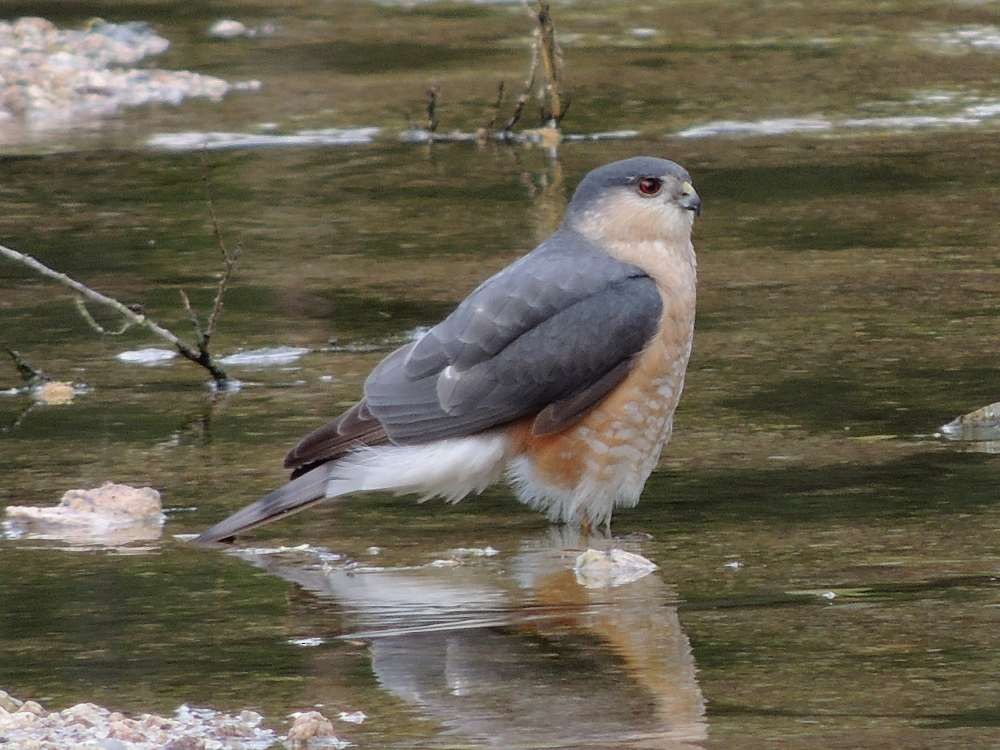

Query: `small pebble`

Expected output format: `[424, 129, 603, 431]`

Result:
[32, 380, 76, 405]
[208, 19, 248, 39]
[574, 548, 658, 589]
[287, 710, 336, 741]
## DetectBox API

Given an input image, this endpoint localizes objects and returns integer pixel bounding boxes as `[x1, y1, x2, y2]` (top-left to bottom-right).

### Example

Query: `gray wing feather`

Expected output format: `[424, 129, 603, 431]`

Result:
[531, 358, 635, 436]
[365, 273, 662, 444]
[403, 228, 642, 379]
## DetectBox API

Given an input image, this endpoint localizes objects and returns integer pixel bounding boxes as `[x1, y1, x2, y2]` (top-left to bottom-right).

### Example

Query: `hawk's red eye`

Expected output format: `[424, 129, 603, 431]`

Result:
[637, 177, 662, 196]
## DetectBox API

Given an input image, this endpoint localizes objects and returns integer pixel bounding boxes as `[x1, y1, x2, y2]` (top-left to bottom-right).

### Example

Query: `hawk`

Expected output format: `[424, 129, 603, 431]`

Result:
[197, 156, 701, 542]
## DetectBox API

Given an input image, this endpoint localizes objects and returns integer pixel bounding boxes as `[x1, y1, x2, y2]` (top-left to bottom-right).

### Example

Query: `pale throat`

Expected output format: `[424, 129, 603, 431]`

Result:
[569, 193, 697, 291]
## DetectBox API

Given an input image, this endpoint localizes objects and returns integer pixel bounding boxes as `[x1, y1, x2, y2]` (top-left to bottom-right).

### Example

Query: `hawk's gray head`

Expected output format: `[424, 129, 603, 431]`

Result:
[564, 156, 701, 245]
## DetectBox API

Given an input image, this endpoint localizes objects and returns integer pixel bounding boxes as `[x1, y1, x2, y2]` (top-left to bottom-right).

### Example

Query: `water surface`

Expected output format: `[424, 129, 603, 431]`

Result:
[1, 1, 998, 748]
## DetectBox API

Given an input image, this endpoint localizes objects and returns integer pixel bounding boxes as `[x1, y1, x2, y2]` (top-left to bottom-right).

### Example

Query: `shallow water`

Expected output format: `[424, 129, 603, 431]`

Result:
[1, 1, 999, 748]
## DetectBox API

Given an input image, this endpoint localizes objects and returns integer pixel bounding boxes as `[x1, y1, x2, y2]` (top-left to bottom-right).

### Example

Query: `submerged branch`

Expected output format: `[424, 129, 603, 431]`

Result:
[425, 85, 440, 133]
[74, 297, 135, 335]
[408, 0, 567, 143]
[1, 161, 242, 388]
[0, 242, 231, 386]
[483, 80, 506, 136]
[4, 348, 48, 386]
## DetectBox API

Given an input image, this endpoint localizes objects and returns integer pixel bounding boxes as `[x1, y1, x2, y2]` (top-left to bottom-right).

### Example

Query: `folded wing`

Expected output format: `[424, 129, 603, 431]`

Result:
[285, 228, 664, 472]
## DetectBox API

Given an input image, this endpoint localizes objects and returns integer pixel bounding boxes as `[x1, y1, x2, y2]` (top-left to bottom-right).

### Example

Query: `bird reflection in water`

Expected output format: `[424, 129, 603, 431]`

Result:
[241, 528, 706, 749]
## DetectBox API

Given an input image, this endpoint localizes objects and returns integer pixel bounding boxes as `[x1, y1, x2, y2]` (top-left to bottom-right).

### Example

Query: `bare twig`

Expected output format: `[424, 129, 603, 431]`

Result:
[484, 80, 506, 134]
[74, 297, 135, 335]
[425, 85, 440, 133]
[0, 243, 230, 386]
[504, 33, 539, 134]
[2, 402, 37, 433]
[2, 160, 240, 388]
[4, 348, 48, 385]
[179, 289, 206, 344]
[201, 154, 229, 267]
[535, 1, 564, 127]
[205, 242, 240, 345]
[199, 155, 242, 349]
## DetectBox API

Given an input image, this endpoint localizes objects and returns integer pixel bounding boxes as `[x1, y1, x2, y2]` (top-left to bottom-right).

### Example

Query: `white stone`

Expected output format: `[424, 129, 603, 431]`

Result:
[31, 380, 76, 404]
[4, 482, 164, 545]
[574, 548, 657, 588]
[287, 710, 336, 741]
[208, 20, 248, 39]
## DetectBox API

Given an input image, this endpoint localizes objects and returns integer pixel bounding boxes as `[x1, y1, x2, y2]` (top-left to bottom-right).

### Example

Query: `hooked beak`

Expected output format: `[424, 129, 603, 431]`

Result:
[679, 182, 702, 216]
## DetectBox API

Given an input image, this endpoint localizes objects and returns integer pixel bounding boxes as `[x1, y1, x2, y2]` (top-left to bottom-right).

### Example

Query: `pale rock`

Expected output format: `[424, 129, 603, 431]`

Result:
[940, 401, 1000, 441]
[208, 20, 248, 39]
[3, 709, 39, 728]
[32, 380, 76, 405]
[164, 738, 206, 750]
[0, 17, 242, 140]
[0, 689, 24, 712]
[287, 710, 336, 742]
[23, 483, 159, 519]
[108, 718, 146, 741]
[17, 700, 46, 716]
[238, 709, 263, 727]
[5, 483, 164, 545]
[574, 548, 658, 588]
[63, 702, 109, 727]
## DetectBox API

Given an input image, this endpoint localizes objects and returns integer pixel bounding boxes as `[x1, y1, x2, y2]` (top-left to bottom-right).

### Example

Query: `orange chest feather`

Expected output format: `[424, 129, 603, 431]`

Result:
[514, 287, 696, 490]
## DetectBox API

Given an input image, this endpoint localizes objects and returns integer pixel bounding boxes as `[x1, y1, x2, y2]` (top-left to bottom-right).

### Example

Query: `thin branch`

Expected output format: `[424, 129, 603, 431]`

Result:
[484, 80, 506, 134]
[4, 348, 48, 385]
[0, 243, 230, 386]
[504, 33, 539, 134]
[204, 241, 240, 346]
[535, 1, 564, 126]
[558, 93, 571, 124]
[2, 401, 37, 433]
[200, 152, 230, 267]
[179, 289, 206, 347]
[74, 297, 135, 336]
[425, 85, 440, 133]
[199, 156, 242, 347]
